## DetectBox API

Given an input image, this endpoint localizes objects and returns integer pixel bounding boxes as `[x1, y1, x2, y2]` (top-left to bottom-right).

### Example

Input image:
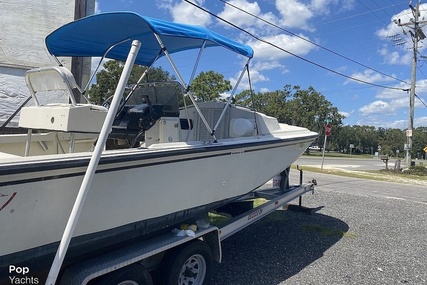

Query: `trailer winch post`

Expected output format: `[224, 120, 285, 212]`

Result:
[286, 165, 313, 214]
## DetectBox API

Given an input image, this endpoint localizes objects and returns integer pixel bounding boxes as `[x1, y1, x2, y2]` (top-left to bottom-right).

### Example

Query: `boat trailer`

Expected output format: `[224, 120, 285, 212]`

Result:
[55, 167, 315, 285]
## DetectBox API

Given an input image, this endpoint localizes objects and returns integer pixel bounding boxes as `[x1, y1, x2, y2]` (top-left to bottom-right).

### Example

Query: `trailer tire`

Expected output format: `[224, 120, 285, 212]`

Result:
[162, 240, 213, 285]
[91, 263, 153, 285]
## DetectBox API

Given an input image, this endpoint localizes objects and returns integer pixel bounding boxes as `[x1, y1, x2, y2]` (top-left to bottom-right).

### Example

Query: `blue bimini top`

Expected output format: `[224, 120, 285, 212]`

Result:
[45, 11, 254, 66]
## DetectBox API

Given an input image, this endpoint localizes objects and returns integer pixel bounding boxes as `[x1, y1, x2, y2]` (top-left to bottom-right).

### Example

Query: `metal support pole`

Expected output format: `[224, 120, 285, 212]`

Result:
[153, 34, 217, 142]
[45, 40, 141, 285]
[321, 133, 327, 170]
[213, 59, 251, 133]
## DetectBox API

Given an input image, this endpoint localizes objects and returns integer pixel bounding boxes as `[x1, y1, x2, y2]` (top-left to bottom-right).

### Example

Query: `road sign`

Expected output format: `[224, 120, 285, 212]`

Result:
[424, 146, 427, 153]
[325, 123, 332, 136]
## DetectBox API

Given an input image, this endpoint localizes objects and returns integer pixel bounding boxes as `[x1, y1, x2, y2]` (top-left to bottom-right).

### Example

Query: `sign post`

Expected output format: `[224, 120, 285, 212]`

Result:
[321, 122, 332, 170]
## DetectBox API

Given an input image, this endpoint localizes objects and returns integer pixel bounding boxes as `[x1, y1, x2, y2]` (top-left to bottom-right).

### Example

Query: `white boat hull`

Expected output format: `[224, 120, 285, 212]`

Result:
[0, 134, 313, 264]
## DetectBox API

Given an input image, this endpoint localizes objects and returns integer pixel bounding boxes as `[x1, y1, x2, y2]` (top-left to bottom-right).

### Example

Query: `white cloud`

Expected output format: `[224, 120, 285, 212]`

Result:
[413, 79, 427, 94]
[376, 85, 408, 100]
[252, 60, 284, 72]
[376, 4, 427, 66]
[275, 0, 354, 31]
[339, 110, 352, 119]
[160, 0, 212, 26]
[347, 69, 399, 85]
[230, 66, 269, 90]
[359, 100, 395, 116]
[217, 0, 268, 28]
[353, 117, 407, 129]
[390, 97, 410, 110]
[375, 79, 427, 106]
[247, 33, 315, 60]
[275, 0, 314, 31]
[415, 116, 427, 126]
[230, 60, 288, 90]
[387, 119, 407, 129]
[378, 46, 411, 65]
[375, 5, 427, 40]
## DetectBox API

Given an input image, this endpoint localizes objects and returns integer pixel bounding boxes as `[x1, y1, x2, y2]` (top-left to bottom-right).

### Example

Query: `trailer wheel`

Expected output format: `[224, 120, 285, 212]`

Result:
[91, 263, 153, 285]
[162, 240, 213, 285]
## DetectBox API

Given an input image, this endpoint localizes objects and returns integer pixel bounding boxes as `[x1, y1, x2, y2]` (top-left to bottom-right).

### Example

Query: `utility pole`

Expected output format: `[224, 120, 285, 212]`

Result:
[394, 1, 427, 167]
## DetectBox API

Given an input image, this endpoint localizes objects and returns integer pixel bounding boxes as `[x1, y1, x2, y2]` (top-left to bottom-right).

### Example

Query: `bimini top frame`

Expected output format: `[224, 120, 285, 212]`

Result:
[46, 11, 254, 142]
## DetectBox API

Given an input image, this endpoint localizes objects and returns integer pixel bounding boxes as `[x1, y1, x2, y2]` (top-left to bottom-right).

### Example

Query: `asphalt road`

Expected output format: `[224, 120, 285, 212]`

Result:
[210, 170, 427, 285]
[294, 156, 396, 171]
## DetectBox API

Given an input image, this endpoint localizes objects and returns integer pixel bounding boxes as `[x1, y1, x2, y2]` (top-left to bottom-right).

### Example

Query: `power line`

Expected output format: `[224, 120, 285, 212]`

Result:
[184, 0, 407, 91]
[313, 4, 403, 27]
[415, 93, 427, 107]
[220, 0, 408, 85]
[358, 0, 393, 25]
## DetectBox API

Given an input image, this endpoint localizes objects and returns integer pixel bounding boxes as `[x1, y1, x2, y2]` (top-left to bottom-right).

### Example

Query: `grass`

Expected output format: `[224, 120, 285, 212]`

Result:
[291, 165, 427, 185]
[303, 151, 375, 159]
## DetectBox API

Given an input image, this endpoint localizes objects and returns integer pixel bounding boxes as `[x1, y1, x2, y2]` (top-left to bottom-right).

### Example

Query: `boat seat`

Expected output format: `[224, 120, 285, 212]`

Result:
[18, 66, 107, 155]
[19, 66, 107, 133]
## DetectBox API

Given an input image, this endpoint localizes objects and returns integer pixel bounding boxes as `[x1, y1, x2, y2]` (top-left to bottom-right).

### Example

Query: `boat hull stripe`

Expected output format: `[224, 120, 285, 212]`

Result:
[0, 136, 316, 187]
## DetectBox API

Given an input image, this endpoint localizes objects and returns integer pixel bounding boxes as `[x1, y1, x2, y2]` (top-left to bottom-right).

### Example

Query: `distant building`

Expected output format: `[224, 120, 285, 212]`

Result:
[0, 0, 95, 127]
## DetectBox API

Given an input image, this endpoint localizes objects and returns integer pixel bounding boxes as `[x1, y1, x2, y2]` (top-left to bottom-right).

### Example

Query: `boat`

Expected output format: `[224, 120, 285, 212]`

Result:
[0, 12, 317, 279]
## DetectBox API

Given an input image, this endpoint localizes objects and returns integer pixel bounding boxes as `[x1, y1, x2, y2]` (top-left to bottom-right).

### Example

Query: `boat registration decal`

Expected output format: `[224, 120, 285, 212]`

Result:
[0, 192, 17, 212]
[247, 209, 262, 220]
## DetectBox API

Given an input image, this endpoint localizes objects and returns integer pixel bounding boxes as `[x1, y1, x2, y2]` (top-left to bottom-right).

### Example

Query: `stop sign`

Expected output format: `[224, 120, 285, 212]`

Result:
[325, 123, 332, 136]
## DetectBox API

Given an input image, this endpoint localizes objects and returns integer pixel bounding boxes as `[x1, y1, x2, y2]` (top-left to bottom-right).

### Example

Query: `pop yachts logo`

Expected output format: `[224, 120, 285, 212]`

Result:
[8, 265, 39, 284]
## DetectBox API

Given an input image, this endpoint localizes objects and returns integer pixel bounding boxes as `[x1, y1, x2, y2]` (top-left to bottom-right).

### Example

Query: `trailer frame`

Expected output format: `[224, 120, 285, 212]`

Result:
[58, 168, 315, 285]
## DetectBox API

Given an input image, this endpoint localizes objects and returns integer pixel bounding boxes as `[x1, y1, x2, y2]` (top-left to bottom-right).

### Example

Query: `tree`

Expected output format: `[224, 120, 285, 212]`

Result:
[283, 85, 344, 134]
[379, 128, 405, 156]
[334, 125, 357, 153]
[189, 71, 232, 102]
[88, 60, 174, 105]
[235, 85, 343, 133]
[351, 125, 379, 154]
[235, 85, 344, 150]
[412, 127, 427, 159]
[235, 89, 289, 122]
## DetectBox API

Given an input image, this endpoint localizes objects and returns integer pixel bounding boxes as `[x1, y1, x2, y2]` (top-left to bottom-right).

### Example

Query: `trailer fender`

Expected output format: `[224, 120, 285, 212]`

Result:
[201, 228, 222, 263]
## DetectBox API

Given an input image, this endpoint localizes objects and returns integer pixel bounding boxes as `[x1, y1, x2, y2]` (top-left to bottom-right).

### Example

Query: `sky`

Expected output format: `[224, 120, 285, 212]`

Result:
[95, 0, 427, 129]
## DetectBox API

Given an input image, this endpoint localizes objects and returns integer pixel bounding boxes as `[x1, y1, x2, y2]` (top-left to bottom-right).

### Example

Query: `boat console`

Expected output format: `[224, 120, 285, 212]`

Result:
[107, 82, 182, 148]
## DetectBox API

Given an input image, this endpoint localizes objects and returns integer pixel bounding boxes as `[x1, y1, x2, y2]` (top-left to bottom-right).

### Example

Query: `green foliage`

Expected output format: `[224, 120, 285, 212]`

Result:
[235, 85, 427, 159]
[281, 85, 344, 133]
[403, 165, 427, 176]
[235, 89, 288, 122]
[189, 71, 232, 102]
[334, 125, 358, 153]
[378, 128, 406, 156]
[87, 60, 174, 105]
[412, 127, 427, 157]
[236, 84, 344, 147]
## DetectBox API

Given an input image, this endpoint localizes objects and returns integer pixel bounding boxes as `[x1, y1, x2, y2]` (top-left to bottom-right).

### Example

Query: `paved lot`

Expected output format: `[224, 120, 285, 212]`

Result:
[210, 174, 427, 285]
[295, 156, 389, 171]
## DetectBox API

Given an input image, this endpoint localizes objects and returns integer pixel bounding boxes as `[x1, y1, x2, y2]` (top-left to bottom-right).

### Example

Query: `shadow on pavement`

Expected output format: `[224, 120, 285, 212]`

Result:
[211, 207, 348, 285]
